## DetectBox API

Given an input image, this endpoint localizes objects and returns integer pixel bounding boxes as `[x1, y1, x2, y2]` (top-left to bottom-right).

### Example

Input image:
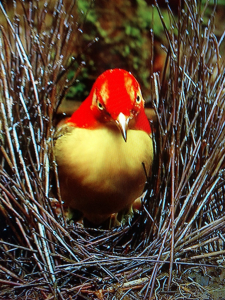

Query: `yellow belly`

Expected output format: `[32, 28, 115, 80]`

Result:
[54, 126, 153, 224]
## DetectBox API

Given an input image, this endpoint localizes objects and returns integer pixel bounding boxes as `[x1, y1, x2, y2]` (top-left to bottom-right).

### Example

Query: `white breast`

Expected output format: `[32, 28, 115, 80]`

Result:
[54, 125, 153, 224]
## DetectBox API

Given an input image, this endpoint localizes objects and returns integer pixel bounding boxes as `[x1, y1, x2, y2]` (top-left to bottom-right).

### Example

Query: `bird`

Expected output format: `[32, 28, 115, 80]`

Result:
[54, 69, 154, 225]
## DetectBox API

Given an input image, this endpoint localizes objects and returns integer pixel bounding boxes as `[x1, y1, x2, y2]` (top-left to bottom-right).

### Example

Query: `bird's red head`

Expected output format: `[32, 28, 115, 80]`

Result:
[68, 69, 151, 141]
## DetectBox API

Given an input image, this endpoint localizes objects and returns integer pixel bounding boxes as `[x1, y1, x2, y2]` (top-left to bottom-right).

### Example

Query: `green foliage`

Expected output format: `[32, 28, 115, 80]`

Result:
[202, 0, 225, 5]
[67, 0, 222, 101]
[68, 0, 171, 100]
[66, 62, 92, 100]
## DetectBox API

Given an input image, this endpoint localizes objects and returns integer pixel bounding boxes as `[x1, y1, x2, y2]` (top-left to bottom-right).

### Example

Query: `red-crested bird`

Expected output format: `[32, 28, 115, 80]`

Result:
[54, 69, 153, 225]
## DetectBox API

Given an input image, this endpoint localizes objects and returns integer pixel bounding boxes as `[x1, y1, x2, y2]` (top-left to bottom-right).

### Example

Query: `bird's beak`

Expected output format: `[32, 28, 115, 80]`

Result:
[115, 112, 129, 142]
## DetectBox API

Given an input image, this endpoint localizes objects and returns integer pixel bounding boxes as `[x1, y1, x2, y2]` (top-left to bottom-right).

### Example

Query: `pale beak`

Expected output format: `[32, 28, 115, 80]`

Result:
[115, 112, 129, 142]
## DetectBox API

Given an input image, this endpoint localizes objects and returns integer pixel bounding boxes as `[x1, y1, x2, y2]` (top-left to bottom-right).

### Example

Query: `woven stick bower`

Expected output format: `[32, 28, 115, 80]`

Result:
[0, 0, 225, 299]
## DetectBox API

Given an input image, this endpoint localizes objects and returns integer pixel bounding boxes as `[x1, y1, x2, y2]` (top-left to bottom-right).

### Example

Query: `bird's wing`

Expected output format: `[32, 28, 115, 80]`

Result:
[54, 123, 75, 142]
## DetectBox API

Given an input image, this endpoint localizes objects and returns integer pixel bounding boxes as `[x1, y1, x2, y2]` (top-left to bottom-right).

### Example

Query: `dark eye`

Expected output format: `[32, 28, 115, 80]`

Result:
[136, 95, 141, 103]
[97, 101, 104, 110]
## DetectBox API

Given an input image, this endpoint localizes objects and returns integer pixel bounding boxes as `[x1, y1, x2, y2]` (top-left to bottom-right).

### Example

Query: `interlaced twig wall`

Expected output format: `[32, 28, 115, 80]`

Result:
[0, 0, 225, 299]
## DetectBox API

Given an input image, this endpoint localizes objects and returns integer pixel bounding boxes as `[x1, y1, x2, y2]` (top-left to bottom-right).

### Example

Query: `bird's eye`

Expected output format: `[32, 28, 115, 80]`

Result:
[136, 95, 141, 104]
[97, 101, 104, 110]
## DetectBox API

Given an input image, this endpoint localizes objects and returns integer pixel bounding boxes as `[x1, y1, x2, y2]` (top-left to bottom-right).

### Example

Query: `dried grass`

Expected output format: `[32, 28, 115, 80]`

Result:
[0, 0, 225, 299]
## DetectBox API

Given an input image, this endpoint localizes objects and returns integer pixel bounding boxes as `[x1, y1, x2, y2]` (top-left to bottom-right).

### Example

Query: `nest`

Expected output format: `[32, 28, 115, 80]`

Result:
[0, 1, 225, 299]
